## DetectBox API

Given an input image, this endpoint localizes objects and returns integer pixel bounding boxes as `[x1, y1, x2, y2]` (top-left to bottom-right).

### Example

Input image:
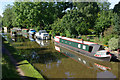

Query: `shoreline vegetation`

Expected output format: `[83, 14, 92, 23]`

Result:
[0, 2, 119, 51]
[2, 37, 45, 80]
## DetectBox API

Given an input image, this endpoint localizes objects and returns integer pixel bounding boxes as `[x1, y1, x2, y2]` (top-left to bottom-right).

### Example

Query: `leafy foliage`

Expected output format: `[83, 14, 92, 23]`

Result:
[94, 10, 115, 36]
[113, 14, 120, 35]
[113, 2, 120, 16]
[2, 4, 13, 28]
[108, 37, 119, 50]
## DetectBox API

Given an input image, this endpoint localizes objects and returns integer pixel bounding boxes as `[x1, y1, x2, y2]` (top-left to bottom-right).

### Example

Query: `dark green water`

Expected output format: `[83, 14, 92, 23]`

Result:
[2, 33, 119, 79]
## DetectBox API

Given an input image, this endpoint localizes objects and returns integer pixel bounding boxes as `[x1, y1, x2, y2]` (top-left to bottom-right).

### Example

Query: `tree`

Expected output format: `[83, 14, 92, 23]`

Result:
[2, 4, 13, 28]
[0, 15, 2, 27]
[94, 10, 115, 36]
[113, 2, 120, 35]
[12, 2, 73, 29]
[108, 37, 119, 50]
[113, 2, 120, 16]
[113, 14, 120, 35]
[73, 2, 100, 28]
[97, 2, 111, 11]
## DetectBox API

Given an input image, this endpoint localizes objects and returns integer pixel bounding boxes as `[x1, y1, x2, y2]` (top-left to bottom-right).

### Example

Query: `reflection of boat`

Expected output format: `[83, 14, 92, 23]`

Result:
[29, 36, 35, 41]
[11, 27, 22, 36]
[35, 30, 49, 40]
[35, 38, 49, 47]
[94, 63, 111, 71]
[55, 45, 112, 72]
[54, 36, 112, 61]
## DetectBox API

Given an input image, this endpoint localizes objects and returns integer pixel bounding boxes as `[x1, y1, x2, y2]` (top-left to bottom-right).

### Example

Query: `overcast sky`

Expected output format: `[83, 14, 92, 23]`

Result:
[0, 0, 119, 17]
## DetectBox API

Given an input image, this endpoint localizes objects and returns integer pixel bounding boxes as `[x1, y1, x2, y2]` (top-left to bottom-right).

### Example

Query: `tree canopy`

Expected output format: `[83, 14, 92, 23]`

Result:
[1, 1, 119, 38]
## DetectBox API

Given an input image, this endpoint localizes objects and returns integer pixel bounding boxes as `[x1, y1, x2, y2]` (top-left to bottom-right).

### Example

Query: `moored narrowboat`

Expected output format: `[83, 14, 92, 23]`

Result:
[35, 30, 49, 40]
[54, 36, 112, 61]
[22, 29, 29, 38]
[28, 29, 36, 37]
[55, 45, 112, 71]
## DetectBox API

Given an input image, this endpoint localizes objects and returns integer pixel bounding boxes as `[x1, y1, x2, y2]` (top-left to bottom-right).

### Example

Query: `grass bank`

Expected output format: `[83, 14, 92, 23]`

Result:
[17, 60, 44, 79]
[2, 37, 45, 80]
[2, 53, 20, 78]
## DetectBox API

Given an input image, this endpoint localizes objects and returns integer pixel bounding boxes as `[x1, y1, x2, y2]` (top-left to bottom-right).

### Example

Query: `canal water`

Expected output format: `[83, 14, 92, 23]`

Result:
[1, 33, 119, 79]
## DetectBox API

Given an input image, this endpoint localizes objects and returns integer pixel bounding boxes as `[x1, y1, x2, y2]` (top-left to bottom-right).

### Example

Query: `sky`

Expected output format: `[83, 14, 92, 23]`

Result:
[0, 0, 119, 17]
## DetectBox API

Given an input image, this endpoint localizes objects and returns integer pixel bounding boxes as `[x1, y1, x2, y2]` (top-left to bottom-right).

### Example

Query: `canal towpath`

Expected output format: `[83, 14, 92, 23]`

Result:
[2, 44, 28, 80]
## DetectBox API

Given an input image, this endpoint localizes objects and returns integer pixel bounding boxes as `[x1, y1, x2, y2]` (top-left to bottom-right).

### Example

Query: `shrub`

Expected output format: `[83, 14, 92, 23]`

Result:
[108, 37, 119, 50]
[81, 35, 87, 41]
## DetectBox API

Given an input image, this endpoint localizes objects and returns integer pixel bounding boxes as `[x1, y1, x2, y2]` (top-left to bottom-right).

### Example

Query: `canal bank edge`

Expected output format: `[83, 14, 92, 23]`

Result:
[2, 37, 45, 80]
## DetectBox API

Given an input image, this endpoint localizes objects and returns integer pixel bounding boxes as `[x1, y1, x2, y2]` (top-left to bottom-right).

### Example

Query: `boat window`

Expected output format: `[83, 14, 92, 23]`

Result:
[39, 33, 41, 35]
[44, 34, 48, 36]
[99, 45, 105, 50]
[83, 45, 86, 50]
[69, 42, 71, 44]
[89, 46, 93, 52]
[78, 44, 81, 48]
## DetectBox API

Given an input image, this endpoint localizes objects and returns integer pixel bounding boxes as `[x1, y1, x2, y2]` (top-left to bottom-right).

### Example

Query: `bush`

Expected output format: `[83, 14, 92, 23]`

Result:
[108, 37, 119, 50]
[81, 35, 87, 41]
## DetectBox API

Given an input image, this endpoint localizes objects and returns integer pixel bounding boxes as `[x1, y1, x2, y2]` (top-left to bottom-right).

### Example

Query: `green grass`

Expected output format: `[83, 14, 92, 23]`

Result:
[3, 38, 45, 80]
[2, 54, 20, 78]
[17, 60, 44, 79]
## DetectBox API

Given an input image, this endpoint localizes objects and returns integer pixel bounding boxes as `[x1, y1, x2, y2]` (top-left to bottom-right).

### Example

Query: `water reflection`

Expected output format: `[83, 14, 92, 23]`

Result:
[35, 38, 49, 47]
[54, 45, 117, 78]
[29, 36, 35, 41]
[97, 71, 116, 78]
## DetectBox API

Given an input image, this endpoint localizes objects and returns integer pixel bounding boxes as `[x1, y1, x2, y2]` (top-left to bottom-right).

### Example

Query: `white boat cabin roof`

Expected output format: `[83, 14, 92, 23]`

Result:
[55, 36, 98, 45]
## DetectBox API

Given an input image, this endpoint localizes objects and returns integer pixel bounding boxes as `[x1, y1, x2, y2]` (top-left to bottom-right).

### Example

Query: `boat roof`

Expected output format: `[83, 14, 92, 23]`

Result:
[22, 29, 28, 30]
[55, 36, 98, 45]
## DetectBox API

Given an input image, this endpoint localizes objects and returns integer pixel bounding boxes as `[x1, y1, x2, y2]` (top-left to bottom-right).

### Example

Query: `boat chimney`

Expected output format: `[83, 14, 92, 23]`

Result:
[81, 39, 84, 43]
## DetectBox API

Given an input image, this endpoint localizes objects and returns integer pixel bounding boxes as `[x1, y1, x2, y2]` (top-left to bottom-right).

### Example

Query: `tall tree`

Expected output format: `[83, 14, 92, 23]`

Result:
[0, 15, 2, 27]
[12, 2, 73, 29]
[94, 10, 114, 36]
[73, 2, 100, 28]
[97, 1, 111, 11]
[113, 14, 120, 35]
[2, 4, 13, 28]
[113, 2, 120, 16]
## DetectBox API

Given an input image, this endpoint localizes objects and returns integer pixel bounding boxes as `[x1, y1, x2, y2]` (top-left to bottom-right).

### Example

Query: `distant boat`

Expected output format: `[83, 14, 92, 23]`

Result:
[22, 29, 29, 38]
[35, 30, 49, 40]
[54, 36, 112, 61]
[28, 29, 36, 36]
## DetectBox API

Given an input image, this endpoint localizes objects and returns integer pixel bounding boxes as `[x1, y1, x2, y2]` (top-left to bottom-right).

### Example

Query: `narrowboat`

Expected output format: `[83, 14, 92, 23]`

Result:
[54, 36, 112, 61]
[35, 30, 49, 40]
[10, 29, 17, 37]
[22, 29, 29, 38]
[55, 45, 112, 71]
[28, 29, 36, 37]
